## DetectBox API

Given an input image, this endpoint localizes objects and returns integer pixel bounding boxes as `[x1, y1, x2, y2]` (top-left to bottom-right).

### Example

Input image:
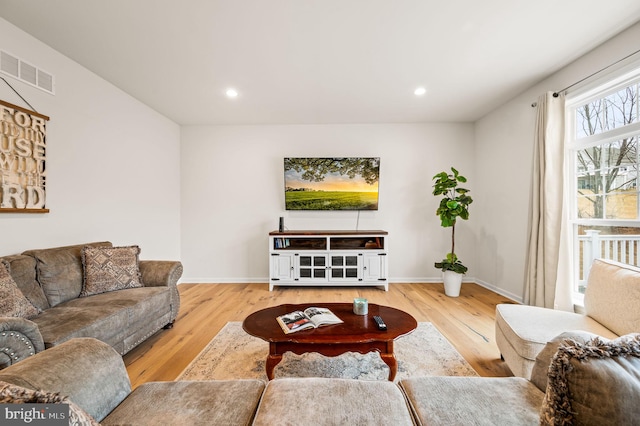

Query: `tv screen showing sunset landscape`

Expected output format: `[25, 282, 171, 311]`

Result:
[284, 157, 380, 210]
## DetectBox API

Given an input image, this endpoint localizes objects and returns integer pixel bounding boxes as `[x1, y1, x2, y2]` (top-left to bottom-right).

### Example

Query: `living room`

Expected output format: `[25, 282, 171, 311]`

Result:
[1, 2, 640, 424]
[1, 3, 639, 300]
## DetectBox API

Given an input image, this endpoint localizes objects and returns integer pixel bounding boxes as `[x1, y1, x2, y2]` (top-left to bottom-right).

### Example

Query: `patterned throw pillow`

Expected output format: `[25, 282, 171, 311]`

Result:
[0, 261, 40, 318]
[0, 381, 99, 426]
[540, 333, 640, 425]
[80, 245, 143, 297]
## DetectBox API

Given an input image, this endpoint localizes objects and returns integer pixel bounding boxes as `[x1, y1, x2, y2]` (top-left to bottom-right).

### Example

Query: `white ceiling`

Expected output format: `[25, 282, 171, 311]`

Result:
[2, 1, 640, 125]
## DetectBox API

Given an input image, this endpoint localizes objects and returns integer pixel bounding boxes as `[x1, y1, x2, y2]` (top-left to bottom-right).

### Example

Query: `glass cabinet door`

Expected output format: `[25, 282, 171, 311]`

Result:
[330, 254, 360, 280]
[298, 254, 327, 279]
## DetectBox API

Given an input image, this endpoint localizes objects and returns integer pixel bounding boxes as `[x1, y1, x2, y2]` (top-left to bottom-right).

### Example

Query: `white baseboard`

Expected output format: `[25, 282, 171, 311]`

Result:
[473, 278, 522, 303]
[178, 278, 266, 284]
[179, 276, 522, 303]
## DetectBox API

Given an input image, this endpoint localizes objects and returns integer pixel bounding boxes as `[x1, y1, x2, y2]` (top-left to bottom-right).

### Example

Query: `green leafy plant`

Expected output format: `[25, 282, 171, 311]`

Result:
[433, 167, 473, 274]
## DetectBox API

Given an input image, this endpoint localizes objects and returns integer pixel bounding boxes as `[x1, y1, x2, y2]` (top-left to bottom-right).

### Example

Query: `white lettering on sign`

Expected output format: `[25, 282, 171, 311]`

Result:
[0, 100, 49, 210]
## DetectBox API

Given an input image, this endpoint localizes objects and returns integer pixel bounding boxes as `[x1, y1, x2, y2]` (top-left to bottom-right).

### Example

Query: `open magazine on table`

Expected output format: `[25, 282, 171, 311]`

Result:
[276, 307, 343, 334]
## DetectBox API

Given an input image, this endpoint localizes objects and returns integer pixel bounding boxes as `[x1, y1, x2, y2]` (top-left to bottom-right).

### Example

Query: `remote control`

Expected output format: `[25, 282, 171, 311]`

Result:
[373, 315, 387, 330]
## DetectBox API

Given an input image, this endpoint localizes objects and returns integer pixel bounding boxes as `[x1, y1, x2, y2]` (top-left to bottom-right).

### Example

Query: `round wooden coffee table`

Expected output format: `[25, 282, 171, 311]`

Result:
[242, 302, 417, 380]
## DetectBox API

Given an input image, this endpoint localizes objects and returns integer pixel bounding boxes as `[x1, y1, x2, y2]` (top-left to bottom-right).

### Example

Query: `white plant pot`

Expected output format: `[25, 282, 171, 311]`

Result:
[443, 270, 463, 297]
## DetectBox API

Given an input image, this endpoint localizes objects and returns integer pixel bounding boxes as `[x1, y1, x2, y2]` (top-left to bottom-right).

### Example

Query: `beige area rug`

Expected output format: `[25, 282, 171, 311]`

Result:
[177, 322, 478, 382]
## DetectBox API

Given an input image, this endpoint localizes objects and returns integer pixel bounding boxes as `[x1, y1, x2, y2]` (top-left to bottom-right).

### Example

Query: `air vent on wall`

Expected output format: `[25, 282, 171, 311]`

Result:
[0, 50, 55, 94]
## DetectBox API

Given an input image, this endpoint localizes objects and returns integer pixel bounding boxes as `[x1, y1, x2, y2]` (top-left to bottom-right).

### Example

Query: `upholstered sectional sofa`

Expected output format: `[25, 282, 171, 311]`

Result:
[495, 258, 640, 378]
[0, 241, 182, 368]
[0, 332, 638, 425]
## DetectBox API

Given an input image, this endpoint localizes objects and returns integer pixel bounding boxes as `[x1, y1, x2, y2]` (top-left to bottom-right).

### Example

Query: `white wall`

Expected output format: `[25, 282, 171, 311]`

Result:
[181, 123, 475, 282]
[0, 18, 182, 260]
[180, 22, 640, 291]
[474, 22, 640, 302]
[6, 14, 638, 296]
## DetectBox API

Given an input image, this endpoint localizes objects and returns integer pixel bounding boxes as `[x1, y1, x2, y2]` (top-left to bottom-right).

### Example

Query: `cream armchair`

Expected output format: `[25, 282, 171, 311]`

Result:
[495, 258, 640, 378]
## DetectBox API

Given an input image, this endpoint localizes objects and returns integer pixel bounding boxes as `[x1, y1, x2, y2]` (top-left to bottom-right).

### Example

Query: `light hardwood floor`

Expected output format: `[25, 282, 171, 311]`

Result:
[123, 282, 516, 389]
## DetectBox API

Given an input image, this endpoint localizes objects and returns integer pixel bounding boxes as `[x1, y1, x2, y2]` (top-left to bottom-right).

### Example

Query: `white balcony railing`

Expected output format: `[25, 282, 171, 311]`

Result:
[577, 230, 640, 292]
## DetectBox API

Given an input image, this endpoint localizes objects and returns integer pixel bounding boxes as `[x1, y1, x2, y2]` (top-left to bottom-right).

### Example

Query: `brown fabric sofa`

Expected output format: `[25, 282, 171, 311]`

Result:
[0, 241, 182, 368]
[0, 338, 413, 425]
[1, 332, 637, 425]
[0, 338, 267, 425]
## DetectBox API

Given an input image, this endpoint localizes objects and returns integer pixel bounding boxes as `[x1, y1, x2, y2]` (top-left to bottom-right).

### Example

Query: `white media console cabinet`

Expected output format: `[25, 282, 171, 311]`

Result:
[268, 230, 388, 291]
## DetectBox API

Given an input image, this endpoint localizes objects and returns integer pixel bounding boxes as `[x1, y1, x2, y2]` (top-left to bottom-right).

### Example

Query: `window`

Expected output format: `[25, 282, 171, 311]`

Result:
[566, 64, 640, 300]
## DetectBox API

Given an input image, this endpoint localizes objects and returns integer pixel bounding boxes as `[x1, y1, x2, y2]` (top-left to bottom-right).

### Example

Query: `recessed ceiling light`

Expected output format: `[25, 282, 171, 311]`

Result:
[226, 88, 239, 98]
[414, 87, 426, 96]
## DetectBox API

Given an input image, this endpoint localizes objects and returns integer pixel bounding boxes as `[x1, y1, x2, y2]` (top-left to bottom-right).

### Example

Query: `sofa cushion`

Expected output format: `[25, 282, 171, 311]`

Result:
[31, 304, 129, 349]
[31, 287, 170, 353]
[81, 245, 143, 297]
[0, 261, 40, 319]
[584, 259, 640, 336]
[401, 376, 544, 425]
[102, 380, 265, 426]
[540, 333, 640, 425]
[0, 255, 49, 311]
[23, 241, 112, 307]
[253, 378, 415, 426]
[495, 303, 617, 362]
[0, 380, 98, 425]
[529, 330, 600, 393]
[66, 286, 170, 322]
[67, 287, 171, 353]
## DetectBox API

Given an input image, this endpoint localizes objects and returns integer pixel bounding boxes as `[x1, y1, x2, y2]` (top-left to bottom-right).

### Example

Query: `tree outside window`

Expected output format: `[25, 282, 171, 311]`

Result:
[569, 75, 640, 295]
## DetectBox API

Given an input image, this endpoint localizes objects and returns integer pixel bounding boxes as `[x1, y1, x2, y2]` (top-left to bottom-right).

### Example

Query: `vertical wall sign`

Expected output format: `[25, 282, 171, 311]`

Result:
[0, 99, 49, 213]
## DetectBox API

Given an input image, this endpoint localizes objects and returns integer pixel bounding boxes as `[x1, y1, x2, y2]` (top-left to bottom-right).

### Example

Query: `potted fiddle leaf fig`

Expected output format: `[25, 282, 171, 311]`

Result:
[433, 167, 473, 297]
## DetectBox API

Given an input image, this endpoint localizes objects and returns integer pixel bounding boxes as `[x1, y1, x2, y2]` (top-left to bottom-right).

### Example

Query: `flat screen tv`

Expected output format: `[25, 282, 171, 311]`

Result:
[284, 157, 380, 210]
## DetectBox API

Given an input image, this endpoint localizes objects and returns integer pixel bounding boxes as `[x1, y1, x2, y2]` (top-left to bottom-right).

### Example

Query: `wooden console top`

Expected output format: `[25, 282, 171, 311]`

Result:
[269, 230, 388, 236]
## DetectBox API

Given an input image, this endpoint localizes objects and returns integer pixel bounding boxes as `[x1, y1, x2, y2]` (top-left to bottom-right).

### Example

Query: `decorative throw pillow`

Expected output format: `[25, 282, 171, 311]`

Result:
[540, 333, 640, 425]
[0, 381, 99, 426]
[80, 245, 143, 297]
[0, 261, 40, 318]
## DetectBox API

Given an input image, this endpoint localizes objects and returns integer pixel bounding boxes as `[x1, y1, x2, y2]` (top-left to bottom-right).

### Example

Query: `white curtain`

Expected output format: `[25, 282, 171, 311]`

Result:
[524, 92, 572, 310]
